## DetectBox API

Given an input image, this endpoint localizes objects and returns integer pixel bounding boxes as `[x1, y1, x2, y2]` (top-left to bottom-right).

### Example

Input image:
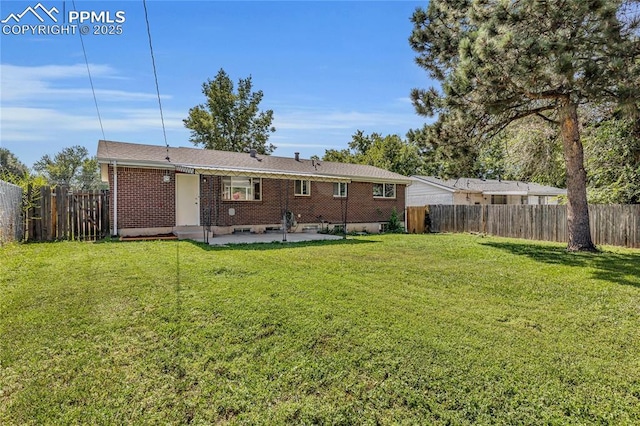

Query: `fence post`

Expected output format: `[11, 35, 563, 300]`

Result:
[0, 180, 24, 244]
[26, 184, 33, 241]
[101, 189, 110, 238]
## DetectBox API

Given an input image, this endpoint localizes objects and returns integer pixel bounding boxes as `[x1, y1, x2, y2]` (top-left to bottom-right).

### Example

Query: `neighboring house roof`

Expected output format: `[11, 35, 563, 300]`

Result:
[97, 140, 412, 184]
[411, 176, 566, 196]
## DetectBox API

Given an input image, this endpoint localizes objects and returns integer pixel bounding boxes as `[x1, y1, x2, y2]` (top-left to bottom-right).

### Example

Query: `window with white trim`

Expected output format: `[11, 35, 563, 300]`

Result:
[294, 179, 311, 196]
[222, 177, 261, 201]
[333, 182, 347, 197]
[373, 183, 396, 198]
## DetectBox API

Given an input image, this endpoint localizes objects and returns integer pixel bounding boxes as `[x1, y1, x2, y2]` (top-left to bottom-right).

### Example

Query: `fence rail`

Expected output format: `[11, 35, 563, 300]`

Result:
[25, 186, 110, 242]
[407, 204, 640, 248]
[0, 179, 23, 244]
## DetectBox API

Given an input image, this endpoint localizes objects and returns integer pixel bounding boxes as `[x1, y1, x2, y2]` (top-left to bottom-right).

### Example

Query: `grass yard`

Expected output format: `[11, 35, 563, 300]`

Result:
[1, 234, 639, 424]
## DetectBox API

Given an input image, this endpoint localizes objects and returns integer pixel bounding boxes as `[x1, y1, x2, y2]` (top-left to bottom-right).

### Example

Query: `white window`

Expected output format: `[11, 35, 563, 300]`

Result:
[373, 183, 396, 198]
[295, 180, 311, 196]
[333, 182, 347, 198]
[222, 177, 261, 201]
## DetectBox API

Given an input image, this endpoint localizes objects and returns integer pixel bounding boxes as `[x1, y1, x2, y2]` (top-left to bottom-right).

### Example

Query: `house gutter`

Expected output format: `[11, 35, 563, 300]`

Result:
[97, 158, 175, 170]
[190, 165, 354, 183]
[411, 176, 458, 192]
[112, 160, 118, 236]
[483, 191, 528, 196]
[97, 159, 412, 185]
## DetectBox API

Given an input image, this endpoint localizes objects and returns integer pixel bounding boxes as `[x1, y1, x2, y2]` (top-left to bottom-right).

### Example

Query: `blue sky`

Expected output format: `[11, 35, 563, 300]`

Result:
[1, 1, 432, 167]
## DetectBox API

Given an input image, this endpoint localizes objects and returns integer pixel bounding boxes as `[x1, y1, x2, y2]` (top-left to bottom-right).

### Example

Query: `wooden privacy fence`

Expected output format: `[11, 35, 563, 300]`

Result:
[0, 179, 23, 244]
[25, 186, 110, 242]
[406, 205, 428, 234]
[407, 204, 640, 248]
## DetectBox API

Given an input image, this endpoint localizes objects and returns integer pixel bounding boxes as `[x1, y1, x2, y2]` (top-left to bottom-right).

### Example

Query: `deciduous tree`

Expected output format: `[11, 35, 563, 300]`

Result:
[0, 148, 28, 178]
[322, 130, 423, 176]
[33, 145, 102, 189]
[184, 68, 276, 154]
[583, 117, 640, 203]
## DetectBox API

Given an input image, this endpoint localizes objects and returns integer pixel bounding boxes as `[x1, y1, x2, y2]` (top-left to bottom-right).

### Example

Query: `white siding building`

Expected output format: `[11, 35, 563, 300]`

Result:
[407, 176, 566, 206]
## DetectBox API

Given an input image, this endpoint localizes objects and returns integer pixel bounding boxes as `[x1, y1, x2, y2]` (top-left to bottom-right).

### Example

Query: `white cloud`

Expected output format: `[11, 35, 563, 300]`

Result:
[3, 63, 116, 79]
[0, 63, 168, 102]
[0, 63, 181, 146]
[394, 97, 413, 104]
[1, 107, 185, 141]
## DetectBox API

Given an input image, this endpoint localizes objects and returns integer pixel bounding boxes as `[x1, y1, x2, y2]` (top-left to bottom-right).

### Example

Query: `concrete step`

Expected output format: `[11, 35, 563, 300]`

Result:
[173, 226, 210, 242]
[173, 225, 203, 233]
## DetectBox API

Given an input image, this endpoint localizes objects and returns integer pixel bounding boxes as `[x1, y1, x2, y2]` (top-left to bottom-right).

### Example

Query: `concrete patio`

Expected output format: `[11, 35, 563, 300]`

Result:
[171, 225, 345, 245]
[203, 232, 344, 246]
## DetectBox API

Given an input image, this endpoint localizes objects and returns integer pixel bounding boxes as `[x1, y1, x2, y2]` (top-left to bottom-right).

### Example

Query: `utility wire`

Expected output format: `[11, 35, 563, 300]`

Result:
[141, 0, 181, 335]
[72, 0, 105, 140]
[142, 0, 170, 161]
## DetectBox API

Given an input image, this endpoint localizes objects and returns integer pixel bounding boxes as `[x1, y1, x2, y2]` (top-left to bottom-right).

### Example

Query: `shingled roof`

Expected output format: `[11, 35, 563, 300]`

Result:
[97, 140, 412, 184]
[412, 176, 566, 196]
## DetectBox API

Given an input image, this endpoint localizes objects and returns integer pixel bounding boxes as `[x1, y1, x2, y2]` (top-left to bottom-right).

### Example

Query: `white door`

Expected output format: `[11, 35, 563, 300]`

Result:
[176, 174, 200, 226]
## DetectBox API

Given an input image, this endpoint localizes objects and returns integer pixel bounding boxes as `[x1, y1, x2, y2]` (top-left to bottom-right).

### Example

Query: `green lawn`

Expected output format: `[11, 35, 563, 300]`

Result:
[1, 234, 639, 424]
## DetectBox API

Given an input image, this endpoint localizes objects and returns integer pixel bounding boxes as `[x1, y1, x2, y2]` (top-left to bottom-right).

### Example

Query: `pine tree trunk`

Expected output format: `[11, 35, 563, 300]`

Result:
[559, 101, 596, 251]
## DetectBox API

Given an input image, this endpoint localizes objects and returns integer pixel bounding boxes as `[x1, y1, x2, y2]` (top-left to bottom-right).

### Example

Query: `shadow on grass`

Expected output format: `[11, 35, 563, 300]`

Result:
[184, 237, 376, 251]
[481, 241, 640, 288]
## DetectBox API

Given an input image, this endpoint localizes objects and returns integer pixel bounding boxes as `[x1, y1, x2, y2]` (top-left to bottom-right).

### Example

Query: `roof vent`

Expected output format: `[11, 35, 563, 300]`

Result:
[249, 149, 257, 158]
[294, 152, 300, 161]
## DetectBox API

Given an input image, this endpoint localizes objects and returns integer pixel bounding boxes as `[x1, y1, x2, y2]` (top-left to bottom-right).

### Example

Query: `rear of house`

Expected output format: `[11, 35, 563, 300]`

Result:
[97, 140, 411, 237]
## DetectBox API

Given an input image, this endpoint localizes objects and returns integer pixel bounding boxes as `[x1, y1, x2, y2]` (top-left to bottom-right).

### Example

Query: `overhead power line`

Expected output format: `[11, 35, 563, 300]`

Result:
[142, 0, 170, 162]
[72, 0, 105, 140]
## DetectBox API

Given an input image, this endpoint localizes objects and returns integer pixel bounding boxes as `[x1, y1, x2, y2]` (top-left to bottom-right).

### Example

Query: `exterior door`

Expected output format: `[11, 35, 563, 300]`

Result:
[176, 174, 200, 226]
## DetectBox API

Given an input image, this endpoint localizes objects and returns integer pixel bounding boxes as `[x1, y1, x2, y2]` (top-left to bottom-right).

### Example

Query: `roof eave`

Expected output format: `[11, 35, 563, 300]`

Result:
[482, 191, 529, 195]
[411, 176, 457, 192]
[191, 165, 352, 183]
[98, 157, 411, 184]
[97, 158, 175, 169]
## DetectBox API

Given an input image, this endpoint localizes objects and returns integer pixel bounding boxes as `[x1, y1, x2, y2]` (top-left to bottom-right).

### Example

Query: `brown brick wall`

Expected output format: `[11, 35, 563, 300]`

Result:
[108, 166, 175, 230]
[108, 167, 405, 231]
[200, 176, 405, 227]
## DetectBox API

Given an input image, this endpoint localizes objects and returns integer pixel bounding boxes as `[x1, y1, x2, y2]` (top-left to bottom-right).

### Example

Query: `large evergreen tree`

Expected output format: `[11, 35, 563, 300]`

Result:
[410, 0, 639, 251]
[184, 68, 276, 154]
[406, 124, 483, 178]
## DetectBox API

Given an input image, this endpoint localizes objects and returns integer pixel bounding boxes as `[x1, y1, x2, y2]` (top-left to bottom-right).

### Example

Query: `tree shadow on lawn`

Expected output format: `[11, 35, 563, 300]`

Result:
[480, 241, 640, 288]
[184, 237, 376, 252]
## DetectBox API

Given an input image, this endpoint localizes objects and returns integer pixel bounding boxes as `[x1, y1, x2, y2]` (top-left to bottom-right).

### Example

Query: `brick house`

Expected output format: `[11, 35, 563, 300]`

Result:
[97, 140, 411, 237]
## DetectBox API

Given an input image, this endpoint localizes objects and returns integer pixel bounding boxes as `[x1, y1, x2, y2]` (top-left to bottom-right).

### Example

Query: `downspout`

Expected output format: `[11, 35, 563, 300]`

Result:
[282, 179, 289, 242]
[112, 160, 118, 236]
[404, 184, 408, 232]
[343, 184, 348, 239]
